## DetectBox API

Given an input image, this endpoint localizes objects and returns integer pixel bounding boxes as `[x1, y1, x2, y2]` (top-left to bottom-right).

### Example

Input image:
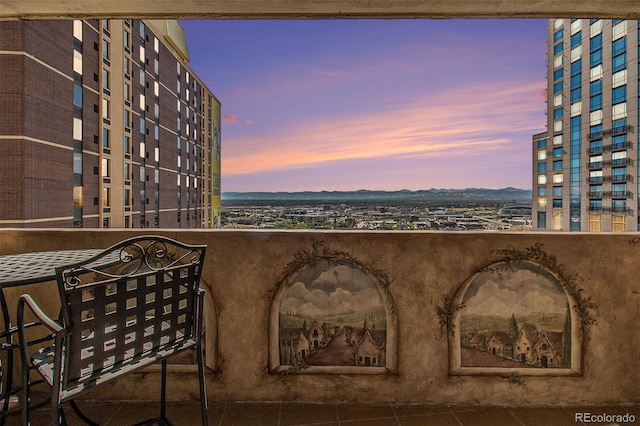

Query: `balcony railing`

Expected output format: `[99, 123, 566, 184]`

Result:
[587, 141, 633, 154]
[605, 190, 634, 199]
[588, 124, 635, 140]
[609, 174, 634, 183]
[0, 229, 638, 408]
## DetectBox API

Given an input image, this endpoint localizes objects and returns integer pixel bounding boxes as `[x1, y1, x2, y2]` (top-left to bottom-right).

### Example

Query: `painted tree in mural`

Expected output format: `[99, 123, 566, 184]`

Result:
[562, 305, 571, 368]
[509, 313, 519, 340]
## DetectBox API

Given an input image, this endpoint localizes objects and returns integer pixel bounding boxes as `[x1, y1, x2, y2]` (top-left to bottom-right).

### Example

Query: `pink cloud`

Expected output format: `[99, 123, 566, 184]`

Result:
[223, 114, 237, 123]
[244, 119, 254, 125]
[222, 79, 545, 178]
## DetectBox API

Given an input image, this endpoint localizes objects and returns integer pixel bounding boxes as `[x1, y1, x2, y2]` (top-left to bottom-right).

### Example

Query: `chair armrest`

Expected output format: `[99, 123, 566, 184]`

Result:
[17, 294, 63, 334]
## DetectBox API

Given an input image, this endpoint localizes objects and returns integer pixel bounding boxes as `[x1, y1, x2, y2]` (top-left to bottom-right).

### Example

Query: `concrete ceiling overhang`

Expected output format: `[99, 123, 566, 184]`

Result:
[1, 0, 640, 20]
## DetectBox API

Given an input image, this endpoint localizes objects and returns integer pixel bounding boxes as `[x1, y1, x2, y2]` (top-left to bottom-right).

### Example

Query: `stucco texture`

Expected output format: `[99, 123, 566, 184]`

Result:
[1, 229, 638, 405]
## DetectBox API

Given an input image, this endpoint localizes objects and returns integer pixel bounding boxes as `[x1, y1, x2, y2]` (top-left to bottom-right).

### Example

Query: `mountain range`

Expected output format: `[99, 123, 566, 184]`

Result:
[222, 187, 532, 202]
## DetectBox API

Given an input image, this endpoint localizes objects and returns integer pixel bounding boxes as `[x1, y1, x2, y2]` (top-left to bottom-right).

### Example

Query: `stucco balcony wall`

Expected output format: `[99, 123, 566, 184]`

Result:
[0, 229, 638, 406]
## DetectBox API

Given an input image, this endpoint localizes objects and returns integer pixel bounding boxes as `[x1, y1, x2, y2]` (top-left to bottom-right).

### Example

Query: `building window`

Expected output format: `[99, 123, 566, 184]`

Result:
[612, 69, 627, 87]
[612, 102, 627, 121]
[612, 85, 626, 104]
[589, 214, 601, 232]
[552, 211, 563, 230]
[102, 187, 111, 207]
[73, 20, 83, 41]
[552, 108, 563, 119]
[537, 162, 547, 172]
[553, 42, 563, 55]
[612, 53, 626, 73]
[102, 39, 109, 60]
[102, 128, 109, 148]
[590, 49, 602, 67]
[73, 50, 83, 75]
[612, 215, 626, 232]
[73, 82, 83, 108]
[73, 118, 82, 140]
[552, 173, 564, 184]
[102, 69, 110, 90]
[537, 211, 547, 229]
[102, 99, 110, 120]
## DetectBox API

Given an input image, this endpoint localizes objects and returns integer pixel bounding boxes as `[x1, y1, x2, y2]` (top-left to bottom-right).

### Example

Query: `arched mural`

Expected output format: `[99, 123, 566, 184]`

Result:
[269, 241, 397, 374]
[441, 244, 597, 376]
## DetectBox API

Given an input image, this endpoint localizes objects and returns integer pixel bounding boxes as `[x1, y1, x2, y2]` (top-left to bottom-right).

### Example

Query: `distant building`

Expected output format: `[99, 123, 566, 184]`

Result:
[534, 19, 638, 231]
[0, 20, 221, 228]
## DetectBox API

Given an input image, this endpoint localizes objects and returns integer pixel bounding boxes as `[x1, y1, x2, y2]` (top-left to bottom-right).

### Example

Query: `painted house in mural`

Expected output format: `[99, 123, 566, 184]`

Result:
[515, 323, 539, 363]
[468, 333, 487, 350]
[487, 331, 514, 358]
[309, 320, 327, 350]
[355, 329, 386, 366]
[532, 330, 564, 368]
[279, 328, 311, 365]
[464, 322, 566, 368]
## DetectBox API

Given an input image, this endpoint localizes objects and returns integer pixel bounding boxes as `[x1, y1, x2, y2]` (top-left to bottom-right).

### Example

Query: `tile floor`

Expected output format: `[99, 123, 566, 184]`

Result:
[4, 401, 639, 425]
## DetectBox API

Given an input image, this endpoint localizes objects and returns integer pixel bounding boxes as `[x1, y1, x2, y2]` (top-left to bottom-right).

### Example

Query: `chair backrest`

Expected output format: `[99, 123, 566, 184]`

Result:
[54, 236, 206, 393]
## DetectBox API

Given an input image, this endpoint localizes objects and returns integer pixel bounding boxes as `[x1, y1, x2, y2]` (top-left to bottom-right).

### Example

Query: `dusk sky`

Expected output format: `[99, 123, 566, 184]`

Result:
[180, 19, 548, 192]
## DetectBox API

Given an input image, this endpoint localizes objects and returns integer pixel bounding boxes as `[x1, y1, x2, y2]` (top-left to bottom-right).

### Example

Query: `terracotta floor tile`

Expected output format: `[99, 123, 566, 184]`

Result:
[509, 407, 578, 426]
[279, 402, 338, 425]
[393, 404, 453, 418]
[453, 407, 522, 426]
[398, 413, 461, 426]
[220, 403, 280, 426]
[341, 418, 399, 426]
[168, 401, 224, 425]
[337, 404, 396, 421]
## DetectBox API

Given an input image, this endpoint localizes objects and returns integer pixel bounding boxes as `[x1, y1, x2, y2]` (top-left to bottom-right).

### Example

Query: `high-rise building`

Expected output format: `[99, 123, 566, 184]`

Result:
[533, 19, 639, 232]
[0, 19, 221, 228]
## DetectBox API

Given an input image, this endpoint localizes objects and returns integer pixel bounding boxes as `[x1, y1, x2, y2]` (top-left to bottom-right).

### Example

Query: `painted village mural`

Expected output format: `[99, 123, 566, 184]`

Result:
[279, 260, 387, 368]
[271, 243, 396, 373]
[455, 257, 576, 373]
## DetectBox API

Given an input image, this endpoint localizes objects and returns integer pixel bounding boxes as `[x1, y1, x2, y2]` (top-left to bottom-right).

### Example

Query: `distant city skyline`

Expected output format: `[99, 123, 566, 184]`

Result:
[181, 19, 547, 192]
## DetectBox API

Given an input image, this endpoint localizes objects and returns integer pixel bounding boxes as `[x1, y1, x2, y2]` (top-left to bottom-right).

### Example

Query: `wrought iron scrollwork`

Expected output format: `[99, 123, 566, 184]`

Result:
[61, 237, 203, 288]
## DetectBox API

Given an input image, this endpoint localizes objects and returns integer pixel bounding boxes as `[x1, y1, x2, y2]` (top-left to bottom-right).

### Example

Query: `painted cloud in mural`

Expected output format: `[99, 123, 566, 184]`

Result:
[280, 263, 384, 318]
[463, 268, 567, 317]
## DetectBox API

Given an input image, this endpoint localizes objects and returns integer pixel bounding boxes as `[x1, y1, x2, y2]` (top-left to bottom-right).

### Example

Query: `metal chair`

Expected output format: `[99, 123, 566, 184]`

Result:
[16, 236, 208, 425]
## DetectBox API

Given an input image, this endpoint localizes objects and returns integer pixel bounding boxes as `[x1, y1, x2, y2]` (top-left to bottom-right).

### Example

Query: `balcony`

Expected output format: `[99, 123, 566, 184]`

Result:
[586, 141, 634, 154]
[0, 228, 639, 416]
[605, 190, 634, 199]
[609, 174, 634, 183]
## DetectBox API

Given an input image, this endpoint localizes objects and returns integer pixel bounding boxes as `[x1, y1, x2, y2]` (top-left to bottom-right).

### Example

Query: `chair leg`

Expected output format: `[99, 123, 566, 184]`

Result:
[160, 359, 167, 421]
[21, 365, 29, 426]
[197, 346, 208, 426]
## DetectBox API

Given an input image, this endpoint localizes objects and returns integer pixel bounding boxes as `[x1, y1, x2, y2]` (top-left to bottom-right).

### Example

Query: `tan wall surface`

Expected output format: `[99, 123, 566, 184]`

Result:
[1, 229, 638, 405]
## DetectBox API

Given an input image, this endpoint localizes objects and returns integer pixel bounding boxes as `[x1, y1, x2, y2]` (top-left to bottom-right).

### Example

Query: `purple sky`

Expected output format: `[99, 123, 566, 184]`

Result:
[180, 19, 547, 192]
